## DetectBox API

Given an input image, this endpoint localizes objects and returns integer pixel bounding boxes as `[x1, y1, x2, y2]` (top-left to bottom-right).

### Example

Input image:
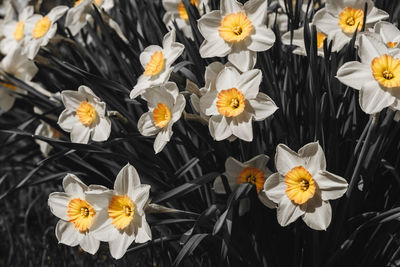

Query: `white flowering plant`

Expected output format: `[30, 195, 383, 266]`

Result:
[1, 0, 400, 266]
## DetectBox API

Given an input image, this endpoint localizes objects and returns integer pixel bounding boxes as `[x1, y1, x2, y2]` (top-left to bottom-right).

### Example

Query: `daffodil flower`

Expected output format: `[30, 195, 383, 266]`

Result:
[197, 0, 275, 72]
[48, 174, 105, 254]
[369, 21, 400, 50]
[281, 24, 327, 57]
[0, 5, 33, 55]
[130, 30, 184, 99]
[65, 0, 115, 36]
[214, 155, 275, 215]
[263, 142, 348, 230]
[86, 164, 152, 260]
[0, 46, 37, 111]
[137, 82, 186, 154]
[58, 85, 111, 144]
[199, 66, 278, 142]
[162, 0, 209, 40]
[312, 0, 388, 52]
[35, 121, 62, 157]
[23, 5, 68, 59]
[336, 34, 400, 114]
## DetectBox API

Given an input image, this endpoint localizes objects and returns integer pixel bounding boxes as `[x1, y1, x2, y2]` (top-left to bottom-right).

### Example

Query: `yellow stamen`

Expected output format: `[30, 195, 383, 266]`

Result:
[144, 51, 165, 76]
[216, 88, 246, 117]
[238, 166, 265, 193]
[219, 12, 253, 43]
[33, 16, 51, 39]
[67, 198, 96, 232]
[153, 103, 172, 128]
[1, 82, 17, 91]
[316, 32, 326, 49]
[14, 21, 24, 41]
[76, 101, 97, 126]
[387, 42, 398, 48]
[285, 166, 316, 205]
[108, 195, 135, 230]
[338, 7, 364, 34]
[371, 54, 400, 88]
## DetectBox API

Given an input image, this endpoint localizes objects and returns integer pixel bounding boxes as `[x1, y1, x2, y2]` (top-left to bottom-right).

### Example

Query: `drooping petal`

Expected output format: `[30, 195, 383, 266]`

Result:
[263, 172, 286, 204]
[154, 123, 173, 153]
[314, 171, 348, 201]
[276, 196, 304, 227]
[114, 163, 141, 195]
[336, 61, 373, 90]
[302, 197, 332, 231]
[70, 123, 91, 144]
[135, 215, 152, 243]
[359, 80, 395, 114]
[108, 232, 136, 259]
[80, 233, 100, 255]
[55, 220, 83, 247]
[48, 192, 71, 221]
[230, 111, 253, 142]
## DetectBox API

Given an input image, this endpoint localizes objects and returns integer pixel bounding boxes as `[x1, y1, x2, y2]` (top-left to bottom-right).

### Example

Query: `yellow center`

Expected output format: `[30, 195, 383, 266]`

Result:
[153, 102, 172, 128]
[219, 12, 253, 43]
[285, 166, 316, 205]
[1, 82, 16, 91]
[238, 166, 265, 193]
[177, 0, 198, 21]
[371, 54, 400, 88]
[144, 51, 165, 76]
[338, 7, 364, 34]
[108, 195, 135, 230]
[76, 101, 97, 126]
[67, 198, 96, 232]
[33, 16, 51, 39]
[75, 0, 102, 6]
[316, 32, 327, 49]
[387, 42, 398, 48]
[14, 21, 24, 41]
[216, 88, 246, 117]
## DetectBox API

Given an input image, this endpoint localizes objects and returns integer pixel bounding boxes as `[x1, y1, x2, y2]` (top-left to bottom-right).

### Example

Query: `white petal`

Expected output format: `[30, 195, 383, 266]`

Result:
[314, 171, 348, 201]
[205, 62, 225, 90]
[0, 90, 15, 111]
[244, 0, 268, 25]
[258, 191, 276, 209]
[142, 83, 176, 109]
[61, 90, 85, 110]
[330, 30, 351, 52]
[171, 94, 186, 123]
[231, 111, 253, 141]
[298, 142, 326, 176]
[245, 154, 270, 173]
[200, 39, 232, 58]
[85, 190, 113, 210]
[91, 117, 111, 142]
[57, 109, 78, 132]
[312, 10, 340, 34]
[139, 45, 163, 67]
[302, 197, 332, 231]
[47, 6, 69, 22]
[359, 80, 395, 114]
[63, 173, 88, 196]
[276, 196, 304, 227]
[374, 21, 400, 44]
[164, 41, 185, 67]
[80, 233, 100, 255]
[135, 215, 152, 243]
[138, 112, 160, 136]
[200, 90, 219, 116]
[197, 11, 222, 40]
[336, 61, 373, 90]
[247, 26, 275, 52]
[366, 7, 389, 24]
[108, 232, 136, 259]
[228, 46, 256, 72]
[70, 123, 91, 144]
[209, 115, 232, 141]
[48, 192, 71, 221]
[220, 0, 242, 16]
[213, 174, 239, 194]
[215, 66, 240, 91]
[225, 156, 246, 181]
[247, 93, 278, 121]
[55, 220, 83, 247]
[275, 144, 305, 176]
[263, 172, 286, 204]
[115, 163, 141, 195]
[236, 69, 262, 99]
[91, 211, 120, 242]
[131, 185, 151, 216]
[358, 34, 388, 64]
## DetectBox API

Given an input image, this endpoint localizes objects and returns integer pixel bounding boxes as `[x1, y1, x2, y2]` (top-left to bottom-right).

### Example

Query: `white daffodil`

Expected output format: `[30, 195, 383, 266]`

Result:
[58, 85, 111, 143]
[137, 82, 186, 154]
[162, 0, 208, 39]
[199, 66, 278, 142]
[0, 5, 33, 55]
[23, 6, 68, 59]
[86, 164, 152, 260]
[35, 121, 62, 157]
[336, 34, 400, 114]
[65, 0, 115, 36]
[197, 0, 275, 72]
[281, 24, 327, 57]
[266, 9, 288, 34]
[312, 0, 388, 52]
[48, 174, 104, 254]
[0, 46, 37, 111]
[130, 30, 184, 99]
[214, 155, 275, 215]
[369, 21, 400, 50]
[263, 142, 348, 230]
